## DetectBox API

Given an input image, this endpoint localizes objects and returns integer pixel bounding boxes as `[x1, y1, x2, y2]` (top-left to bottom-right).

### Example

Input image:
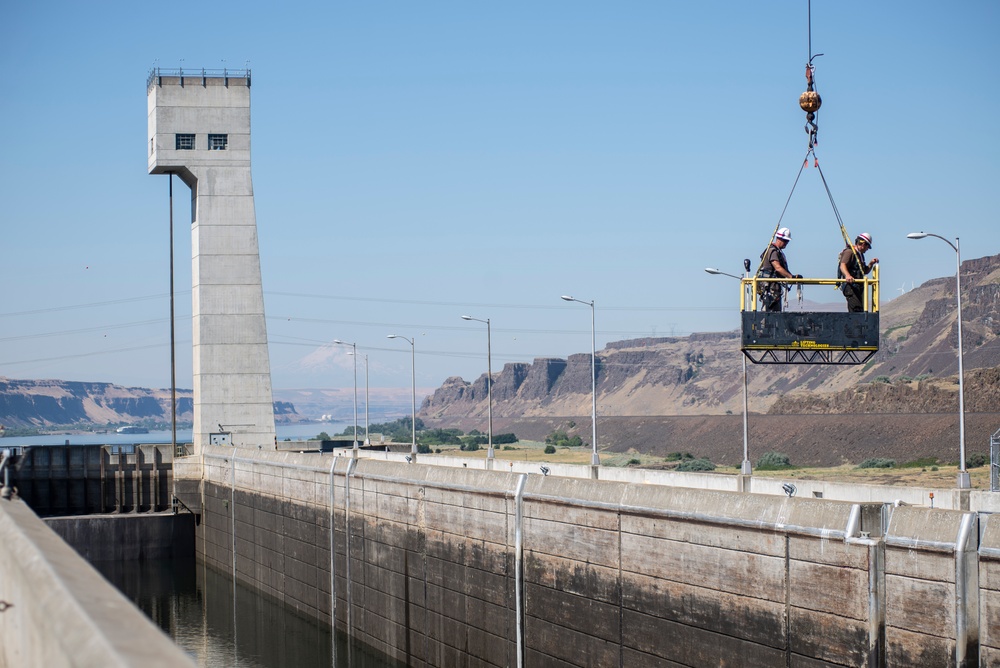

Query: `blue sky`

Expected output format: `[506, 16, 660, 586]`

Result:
[1, 1, 998, 393]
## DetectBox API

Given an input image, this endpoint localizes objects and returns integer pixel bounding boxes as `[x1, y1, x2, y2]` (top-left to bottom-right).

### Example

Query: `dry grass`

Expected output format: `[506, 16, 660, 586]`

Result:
[423, 442, 994, 489]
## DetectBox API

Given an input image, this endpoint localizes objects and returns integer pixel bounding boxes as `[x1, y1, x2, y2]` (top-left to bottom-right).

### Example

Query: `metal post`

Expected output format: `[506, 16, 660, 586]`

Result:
[168, 174, 178, 458]
[334, 340, 359, 455]
[705, 267, 753, 476]
[363, 354, 370, 445]
[387, 335, 417, 459]
[462, 316, 494, 462]
[561, 296, 599, 466]
[906, 232, 969, 488]
[954, 237, 968, 488]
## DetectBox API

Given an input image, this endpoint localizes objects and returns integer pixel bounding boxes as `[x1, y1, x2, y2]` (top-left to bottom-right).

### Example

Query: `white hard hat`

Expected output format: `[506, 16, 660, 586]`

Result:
[775, 227, 792, 242]
[857, 232, 873, 248]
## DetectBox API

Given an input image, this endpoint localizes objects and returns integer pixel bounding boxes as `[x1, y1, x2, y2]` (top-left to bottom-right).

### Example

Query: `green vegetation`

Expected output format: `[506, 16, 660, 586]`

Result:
[967, 453, 988, 469]
[857, 458, 896, 469]
[420, 428, 463, 446]
[545, 430, 584, 448]
[338, 417, 426, 443]
[756, 451, 793, 470]
[544, 445, 556, 454]
[335, 419, 519, 452]
[665, 452, 694, 462]
[872, 376, 891, 384]
[627, 458, 641, 466]
[676, 458, 715, 472]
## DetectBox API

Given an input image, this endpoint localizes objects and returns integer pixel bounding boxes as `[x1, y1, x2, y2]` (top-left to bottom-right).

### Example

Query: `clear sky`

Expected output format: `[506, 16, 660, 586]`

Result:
[2, 1, 998, 394]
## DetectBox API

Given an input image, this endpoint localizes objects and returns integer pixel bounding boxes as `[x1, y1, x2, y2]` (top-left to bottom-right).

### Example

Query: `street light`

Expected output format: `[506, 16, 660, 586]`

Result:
[333, 339, 359, 454]
[387, 334, 417, 460]
[705, 266, 753, 475]
[349, 352, 370, 445]
[907, 232, 970, 489]
[561, 295, 600, 466]
[462, 316, 494, 462]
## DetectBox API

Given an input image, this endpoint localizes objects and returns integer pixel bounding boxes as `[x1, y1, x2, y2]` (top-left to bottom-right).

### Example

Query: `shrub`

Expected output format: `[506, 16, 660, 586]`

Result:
[931, 466, 939, 471]
[544, 445, 556, 454]
[462, 442, 481, 452]
[676, 458, 715, 472]
[665, 452, 693, 462]
[967, 453, 987, 469]
[494, 433, 519, 444]
[756, 451, 792, 470]
[545, 430, 583, 448]
[502, 445, 516, 451]
[627, 458, 641, 466]
[857, 458, 896, 469]
[416, 444, 432, 454]
[872, 376, 891, 384]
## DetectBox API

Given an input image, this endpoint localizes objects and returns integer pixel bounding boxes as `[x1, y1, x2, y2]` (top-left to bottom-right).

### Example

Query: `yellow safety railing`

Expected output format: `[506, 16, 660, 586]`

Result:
[740, 264, 879, 313]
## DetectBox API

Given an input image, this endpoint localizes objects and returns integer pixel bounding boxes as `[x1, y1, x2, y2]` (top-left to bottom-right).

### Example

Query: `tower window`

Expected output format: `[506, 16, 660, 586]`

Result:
[175, 134, 196, 150]
[208, 134, 228, 150]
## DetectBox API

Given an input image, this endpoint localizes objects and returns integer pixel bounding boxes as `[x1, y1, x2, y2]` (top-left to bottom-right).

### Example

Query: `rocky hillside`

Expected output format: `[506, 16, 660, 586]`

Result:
[0, 378, 299, 429]
[421, 253, 1000, 420]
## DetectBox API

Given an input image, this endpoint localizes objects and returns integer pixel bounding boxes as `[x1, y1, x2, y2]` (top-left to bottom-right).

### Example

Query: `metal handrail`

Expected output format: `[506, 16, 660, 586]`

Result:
[146, 67, 251, 90]
[741, 264, 879, 313]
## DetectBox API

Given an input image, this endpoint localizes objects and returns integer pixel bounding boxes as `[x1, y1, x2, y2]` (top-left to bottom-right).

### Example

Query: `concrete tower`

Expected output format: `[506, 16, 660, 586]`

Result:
[147, 69, 275, 453]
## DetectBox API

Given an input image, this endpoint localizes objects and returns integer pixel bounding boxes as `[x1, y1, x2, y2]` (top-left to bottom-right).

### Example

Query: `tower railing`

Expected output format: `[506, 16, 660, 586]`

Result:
[146, 67, 250, 91]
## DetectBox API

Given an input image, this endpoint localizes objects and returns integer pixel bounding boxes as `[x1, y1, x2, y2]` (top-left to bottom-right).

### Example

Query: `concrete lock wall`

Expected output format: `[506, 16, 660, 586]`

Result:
[982, 515, 1000, 666]
[187, 448, 1000, 666]
[0, 498, 195, 668]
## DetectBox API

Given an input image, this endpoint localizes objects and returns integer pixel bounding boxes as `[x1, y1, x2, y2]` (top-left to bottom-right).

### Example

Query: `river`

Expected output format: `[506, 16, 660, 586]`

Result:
[0, 422, 349, 448]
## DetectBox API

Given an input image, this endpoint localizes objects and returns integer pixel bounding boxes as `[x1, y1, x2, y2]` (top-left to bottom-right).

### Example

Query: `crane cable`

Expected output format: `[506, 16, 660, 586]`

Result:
[755, 0, 862, 297]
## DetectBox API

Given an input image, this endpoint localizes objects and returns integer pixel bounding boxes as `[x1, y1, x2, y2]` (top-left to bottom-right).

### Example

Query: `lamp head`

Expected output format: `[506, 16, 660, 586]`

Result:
[560, 295, 574, 302]
[387, 334, 397, 339]
[461, 315, 472, 321]
[907, 232, 928, 240]
[333, 339, 344, 344]
[704, 268, 720, 275]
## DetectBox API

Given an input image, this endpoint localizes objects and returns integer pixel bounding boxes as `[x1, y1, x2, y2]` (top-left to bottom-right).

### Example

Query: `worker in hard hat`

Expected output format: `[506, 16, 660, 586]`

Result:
[758, 227, 801, 312]
[838, 233, 879, 312]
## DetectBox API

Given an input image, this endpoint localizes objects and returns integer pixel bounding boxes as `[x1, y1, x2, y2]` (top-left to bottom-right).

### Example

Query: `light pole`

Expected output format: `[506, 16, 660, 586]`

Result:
[462, 316, 495, 462]
[907, 232, 970, 489]
[561, 296, 600, 466]
[705, 267, 753, 475]
[352, 353, 369, 445]
[333, 340, 359, 455]
[387, 334, 417, 460]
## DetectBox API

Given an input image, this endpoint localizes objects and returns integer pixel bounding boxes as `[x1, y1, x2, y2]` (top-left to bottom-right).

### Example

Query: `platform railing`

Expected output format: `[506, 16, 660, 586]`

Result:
[740, 264, 879, 313]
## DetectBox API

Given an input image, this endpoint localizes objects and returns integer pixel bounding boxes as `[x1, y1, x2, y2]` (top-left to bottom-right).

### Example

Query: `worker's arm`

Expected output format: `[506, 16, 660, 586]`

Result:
[771, 259, 795, 279]
[839, 260, 855, 282]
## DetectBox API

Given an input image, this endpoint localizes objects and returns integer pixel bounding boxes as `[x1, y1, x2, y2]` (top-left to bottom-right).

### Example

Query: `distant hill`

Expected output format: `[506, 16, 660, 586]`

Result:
[0, 379, 299, 430]
[420, 253, 1000, 420]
